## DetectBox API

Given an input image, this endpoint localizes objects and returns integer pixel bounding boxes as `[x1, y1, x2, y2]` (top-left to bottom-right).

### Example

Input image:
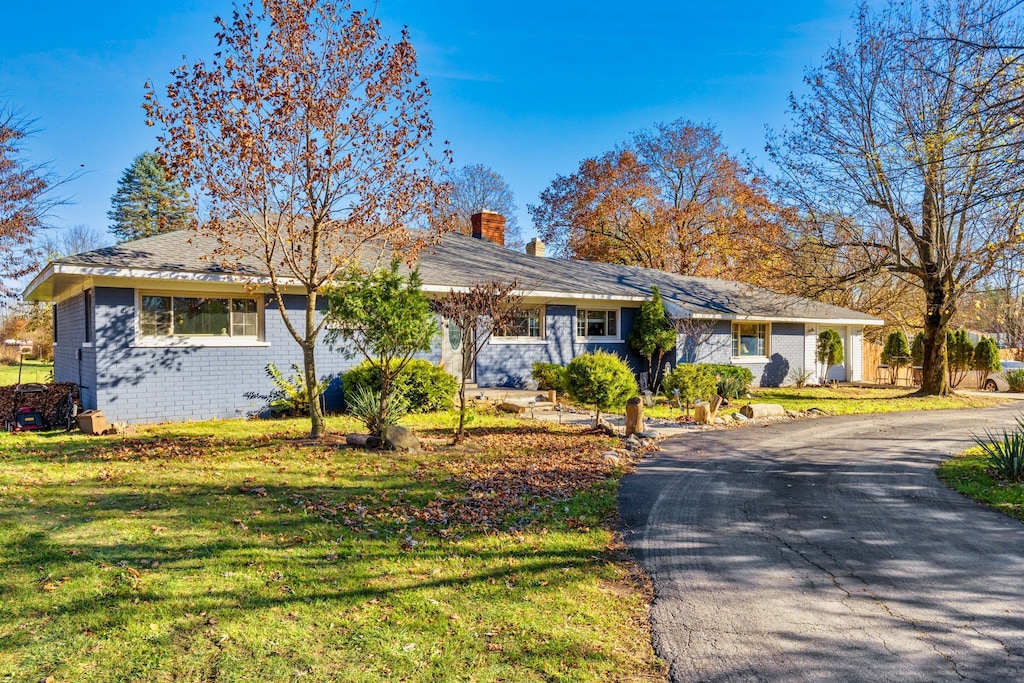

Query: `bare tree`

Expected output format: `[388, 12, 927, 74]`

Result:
[769, 0, 1024, 395]
[447, 164, 523, 249]
[145, 0, 451, 437]
[434, 280, 522, 442]
[0, 107, 70, 297]
[38, 224, 109, 261]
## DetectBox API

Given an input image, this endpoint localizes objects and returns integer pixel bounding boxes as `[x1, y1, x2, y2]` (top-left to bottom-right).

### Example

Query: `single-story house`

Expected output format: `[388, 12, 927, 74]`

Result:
[23, 212, 882, 424]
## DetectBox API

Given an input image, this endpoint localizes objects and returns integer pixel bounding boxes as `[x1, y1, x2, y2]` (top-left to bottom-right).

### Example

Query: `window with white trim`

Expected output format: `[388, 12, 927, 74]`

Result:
[139, 294, 260, 338]
[494, 307, 543, 338]
[732, 322, 769, 358]
[577, 308, 618, 339]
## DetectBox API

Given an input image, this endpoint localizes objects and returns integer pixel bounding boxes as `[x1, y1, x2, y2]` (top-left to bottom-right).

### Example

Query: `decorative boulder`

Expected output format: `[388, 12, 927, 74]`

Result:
[346, 433, 382, 449]
[384, 425, 421, 452]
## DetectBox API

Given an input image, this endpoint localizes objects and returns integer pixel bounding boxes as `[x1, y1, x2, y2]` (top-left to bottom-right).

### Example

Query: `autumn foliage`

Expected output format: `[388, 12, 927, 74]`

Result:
[145, 0, 451, 437]
[0, 108, 60, 296]
[530, 119, 785, 286]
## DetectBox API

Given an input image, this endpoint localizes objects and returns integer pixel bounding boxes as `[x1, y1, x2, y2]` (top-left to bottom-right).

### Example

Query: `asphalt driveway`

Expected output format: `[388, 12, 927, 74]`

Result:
[620, 405, 1024, 682]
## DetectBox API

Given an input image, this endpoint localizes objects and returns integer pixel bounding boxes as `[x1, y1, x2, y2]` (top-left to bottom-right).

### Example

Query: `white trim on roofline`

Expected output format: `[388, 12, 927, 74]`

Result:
[689, 312, 884, 326]
[23, 263, 883, 326]
[418, 284, 648, 302]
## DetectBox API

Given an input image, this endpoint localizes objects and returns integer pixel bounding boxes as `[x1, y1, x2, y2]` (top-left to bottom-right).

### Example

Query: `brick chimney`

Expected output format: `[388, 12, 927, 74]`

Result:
[471, 211, 505, 246]
[526, 237, 546, 257]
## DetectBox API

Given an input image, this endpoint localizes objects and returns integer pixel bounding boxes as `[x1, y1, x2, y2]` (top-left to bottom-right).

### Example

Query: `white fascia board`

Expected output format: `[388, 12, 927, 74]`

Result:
[419, 284, 648, 302]
[23, 263, 307, 301]
[21, 263, 54, 300]
[689, 312, 884, 326]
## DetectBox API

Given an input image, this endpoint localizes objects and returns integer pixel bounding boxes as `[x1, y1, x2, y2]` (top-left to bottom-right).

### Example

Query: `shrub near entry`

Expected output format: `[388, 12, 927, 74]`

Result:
[342, 359, 457, 413]
[662, 364, 718, 418]
[532, 362, 568, 392]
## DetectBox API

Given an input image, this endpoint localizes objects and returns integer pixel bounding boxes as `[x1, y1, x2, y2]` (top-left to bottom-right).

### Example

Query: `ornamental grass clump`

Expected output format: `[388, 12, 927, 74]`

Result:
[1007, 369, 1024, 393]
[973, 415, 1024, 481]
[345, 385, 409, 438]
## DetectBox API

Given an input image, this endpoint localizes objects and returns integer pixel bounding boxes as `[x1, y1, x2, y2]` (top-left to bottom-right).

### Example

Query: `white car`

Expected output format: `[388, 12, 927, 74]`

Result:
[981, 360, 1024, 391]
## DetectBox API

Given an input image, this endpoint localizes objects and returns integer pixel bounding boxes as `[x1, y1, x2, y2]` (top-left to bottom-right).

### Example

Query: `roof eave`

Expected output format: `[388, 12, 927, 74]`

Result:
[689, 312, 884, 326]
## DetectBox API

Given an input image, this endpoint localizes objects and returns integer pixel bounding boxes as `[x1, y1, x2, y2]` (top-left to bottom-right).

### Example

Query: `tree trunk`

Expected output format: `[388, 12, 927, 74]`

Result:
[919, 280, 951, 396]
[377, 370, 391, 440]
[455, 339, 472, 443]
[303, 293, 325, 439]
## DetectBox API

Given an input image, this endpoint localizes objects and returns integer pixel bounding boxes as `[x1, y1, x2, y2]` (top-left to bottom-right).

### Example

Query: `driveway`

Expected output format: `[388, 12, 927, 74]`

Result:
[620, 405, 1024, 682]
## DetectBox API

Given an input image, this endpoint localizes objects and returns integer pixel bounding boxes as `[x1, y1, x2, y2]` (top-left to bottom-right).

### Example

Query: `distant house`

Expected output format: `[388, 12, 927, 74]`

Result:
[23, 212, 882, 424]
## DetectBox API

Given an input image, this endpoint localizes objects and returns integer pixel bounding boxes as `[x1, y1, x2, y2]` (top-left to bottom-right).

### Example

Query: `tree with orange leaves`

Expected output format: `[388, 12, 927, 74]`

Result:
[529, 120, 784, 286]
[145, 0, 451, 437]
[0, 107, 67, 297]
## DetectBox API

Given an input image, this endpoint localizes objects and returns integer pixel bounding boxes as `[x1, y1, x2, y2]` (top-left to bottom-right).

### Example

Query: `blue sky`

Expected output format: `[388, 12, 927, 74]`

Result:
[1, 0, 862, 246]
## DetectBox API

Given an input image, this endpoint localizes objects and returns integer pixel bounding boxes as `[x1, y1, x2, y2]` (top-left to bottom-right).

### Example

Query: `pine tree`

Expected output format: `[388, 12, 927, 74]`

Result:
[108, 152, 191, 242]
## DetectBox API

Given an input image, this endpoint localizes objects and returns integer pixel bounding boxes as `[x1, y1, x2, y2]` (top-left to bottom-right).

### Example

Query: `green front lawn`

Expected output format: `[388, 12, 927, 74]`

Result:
[0, 359, 53, 385]
[938, 447, 1024, 523]
[0, 413, 664, 682]
[642, 385, 1005, 420]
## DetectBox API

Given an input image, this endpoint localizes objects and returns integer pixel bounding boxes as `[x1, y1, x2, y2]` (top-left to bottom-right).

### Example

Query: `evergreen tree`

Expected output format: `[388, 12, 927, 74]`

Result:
[881, 330, 911, 384]
[107, 152, 191, 242]
[816, 329, 844, 384]
[628, 285, 676, 392]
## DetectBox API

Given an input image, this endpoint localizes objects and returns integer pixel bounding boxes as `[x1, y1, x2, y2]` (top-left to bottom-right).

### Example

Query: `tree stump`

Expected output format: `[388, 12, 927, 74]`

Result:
[625, 396, 645, 436]
[739, 403, 786, 419]
[694, 395, 723, 425]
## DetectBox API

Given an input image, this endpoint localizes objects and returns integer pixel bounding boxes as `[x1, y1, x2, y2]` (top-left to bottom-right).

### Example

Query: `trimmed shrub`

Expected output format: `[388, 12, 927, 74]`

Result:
[343, 359, 457, 413]
[662, 363, 718, 415]
[564, 351, 638, 424]
[531, 362, 567, 392]
[881, 330, 911, 384]
[911, 332, 925, 366]
[816, 329, 844, 383]
[973, 337, 1001, 386]
[703, 364, 755, 387]
[947, 328, 974, 388]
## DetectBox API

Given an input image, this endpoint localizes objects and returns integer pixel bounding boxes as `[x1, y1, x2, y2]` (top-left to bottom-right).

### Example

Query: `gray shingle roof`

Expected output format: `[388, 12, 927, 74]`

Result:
[43, 229, 880, 323]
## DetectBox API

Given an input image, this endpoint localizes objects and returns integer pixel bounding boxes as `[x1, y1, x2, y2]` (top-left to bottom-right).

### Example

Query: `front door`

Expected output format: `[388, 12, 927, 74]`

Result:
[440, 318, 472, 382]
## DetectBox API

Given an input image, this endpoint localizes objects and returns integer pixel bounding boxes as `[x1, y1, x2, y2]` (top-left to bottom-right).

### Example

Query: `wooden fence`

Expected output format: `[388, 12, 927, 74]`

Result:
[862, 340, 883, 384]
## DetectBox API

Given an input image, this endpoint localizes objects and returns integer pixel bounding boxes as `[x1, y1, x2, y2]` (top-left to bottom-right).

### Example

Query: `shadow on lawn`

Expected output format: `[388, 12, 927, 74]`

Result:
[0, 476, 610, 657]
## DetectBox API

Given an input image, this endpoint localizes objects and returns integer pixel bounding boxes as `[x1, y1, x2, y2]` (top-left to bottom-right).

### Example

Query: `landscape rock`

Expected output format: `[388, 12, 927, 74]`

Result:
[732, 412, 749, 422]
[785, 410, 801, 418]
[384, 425, 421, 452]
[346, 433, 382, 449]
[602, 451, 622, 466]
[637, 430, 660, 440]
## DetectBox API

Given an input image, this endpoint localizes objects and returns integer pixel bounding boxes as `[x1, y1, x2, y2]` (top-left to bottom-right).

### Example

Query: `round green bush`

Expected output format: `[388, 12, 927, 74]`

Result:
[342, 359, 457, 413]
[564, 352, 637, 417]
[662, 364, 718, 406]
